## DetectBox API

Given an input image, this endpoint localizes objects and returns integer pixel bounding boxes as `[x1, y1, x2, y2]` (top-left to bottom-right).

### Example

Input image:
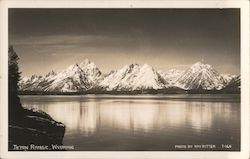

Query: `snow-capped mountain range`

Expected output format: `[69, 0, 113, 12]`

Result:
[99, 64, 167, 91]
[19, 59, 240, 92]
[158, 69, 184, 85]
[19, 59, 103, 92]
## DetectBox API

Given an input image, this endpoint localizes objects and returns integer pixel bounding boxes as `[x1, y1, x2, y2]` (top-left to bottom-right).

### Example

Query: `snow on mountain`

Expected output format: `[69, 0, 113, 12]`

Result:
[19, 59, 103, 92]
[43, 64, 88, 92]
[158, 69, 184, 85]
[223, 75, 240, 90]
[45, 70, 57, 79]
[78, 59, 103, 83]
[99, 64, 167, 91]
[222, 74, 237, 84]
[19, 75, 46, 91]
[19, 60, 239, 92]
[44, 59, 103, 92]
[174, 62, 226, 90]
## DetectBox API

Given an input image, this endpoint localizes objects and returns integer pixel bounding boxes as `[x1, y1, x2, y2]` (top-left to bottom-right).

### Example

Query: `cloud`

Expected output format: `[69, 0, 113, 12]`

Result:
[11, 35, 108, 45]
[11, 34, 137, 46]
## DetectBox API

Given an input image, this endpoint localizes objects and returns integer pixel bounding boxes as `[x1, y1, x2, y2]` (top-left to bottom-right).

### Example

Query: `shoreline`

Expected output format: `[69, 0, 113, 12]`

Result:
[19, 94, 240, 103]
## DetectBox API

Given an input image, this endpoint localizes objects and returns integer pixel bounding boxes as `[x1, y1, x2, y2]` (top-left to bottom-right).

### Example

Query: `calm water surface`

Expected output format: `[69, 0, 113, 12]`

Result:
[20, 94, 240, 151]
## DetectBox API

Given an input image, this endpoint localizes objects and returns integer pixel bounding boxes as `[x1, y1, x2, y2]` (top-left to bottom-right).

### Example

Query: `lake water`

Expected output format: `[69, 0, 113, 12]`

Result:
[20, 94, 240, 151]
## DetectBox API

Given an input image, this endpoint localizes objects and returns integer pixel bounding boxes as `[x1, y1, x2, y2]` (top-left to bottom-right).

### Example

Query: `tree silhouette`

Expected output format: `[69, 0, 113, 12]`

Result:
[8, 45, 23, 123]
[8, 46, 65, 149]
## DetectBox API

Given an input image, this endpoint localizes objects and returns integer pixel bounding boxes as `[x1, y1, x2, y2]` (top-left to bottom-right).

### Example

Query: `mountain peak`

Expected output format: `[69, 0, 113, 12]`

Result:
[67, 64, 80, 71]
[84, 58, 91, 64]
[30, 74, 43, 80]
[100, 63, 166, 91]
[122, 64, 139, 73]
[191, 62, 212, 72]
[80, 58, 92, 65]
[78, 59, 98, 69]
[140, 64, 155, 72]
[192, 61, 206, 67]
[128, 63, 139, 68]
[45, 70, 56, 77]
[175, 62, 225, 90]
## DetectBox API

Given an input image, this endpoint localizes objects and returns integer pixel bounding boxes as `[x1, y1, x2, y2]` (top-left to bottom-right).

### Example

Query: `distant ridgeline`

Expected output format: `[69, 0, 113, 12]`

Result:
[18, 60, 240, 95]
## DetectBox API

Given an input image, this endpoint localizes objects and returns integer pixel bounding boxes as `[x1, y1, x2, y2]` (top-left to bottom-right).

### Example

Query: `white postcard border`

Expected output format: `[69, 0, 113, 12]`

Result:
[0, 1, 249, 159]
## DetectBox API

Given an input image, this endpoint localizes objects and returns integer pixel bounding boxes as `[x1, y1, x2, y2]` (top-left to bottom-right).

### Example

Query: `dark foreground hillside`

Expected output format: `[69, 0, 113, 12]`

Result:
[9, 107, 65, 151]
[8, 46, 65, 151]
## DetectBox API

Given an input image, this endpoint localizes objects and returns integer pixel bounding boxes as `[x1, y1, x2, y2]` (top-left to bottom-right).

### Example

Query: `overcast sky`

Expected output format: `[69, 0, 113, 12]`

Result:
[9, 9, 240, 76]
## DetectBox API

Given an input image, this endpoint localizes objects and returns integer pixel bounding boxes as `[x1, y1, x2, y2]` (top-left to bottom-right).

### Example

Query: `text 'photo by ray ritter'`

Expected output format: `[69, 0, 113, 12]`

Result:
[8, 9, 240, 151]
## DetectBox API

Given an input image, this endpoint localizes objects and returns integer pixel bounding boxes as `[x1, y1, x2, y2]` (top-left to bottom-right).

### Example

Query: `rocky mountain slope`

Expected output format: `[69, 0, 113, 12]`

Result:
[19, 59, 103, 92]
[174, 62, 227, 90]
[19, 60, 240, 93]
[99, 64, 167, 91]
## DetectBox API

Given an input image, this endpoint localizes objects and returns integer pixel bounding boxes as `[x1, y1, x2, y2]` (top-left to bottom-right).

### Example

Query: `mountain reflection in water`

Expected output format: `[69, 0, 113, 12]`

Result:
[21, 95, 240, 151]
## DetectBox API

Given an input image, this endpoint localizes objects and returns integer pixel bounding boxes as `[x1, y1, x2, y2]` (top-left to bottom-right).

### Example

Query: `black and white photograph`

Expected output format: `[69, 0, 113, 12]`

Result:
[7, 8, 241, 151]
[1, 1, 249, 159]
